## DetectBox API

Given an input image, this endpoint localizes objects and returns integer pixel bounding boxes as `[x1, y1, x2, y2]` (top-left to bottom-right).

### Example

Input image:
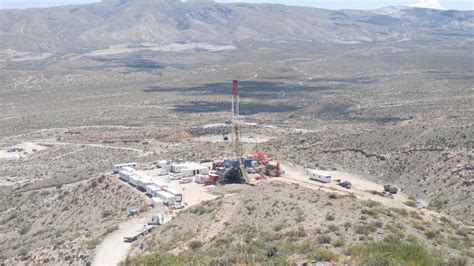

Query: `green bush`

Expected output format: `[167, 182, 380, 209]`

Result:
[312, 249, 338, 261]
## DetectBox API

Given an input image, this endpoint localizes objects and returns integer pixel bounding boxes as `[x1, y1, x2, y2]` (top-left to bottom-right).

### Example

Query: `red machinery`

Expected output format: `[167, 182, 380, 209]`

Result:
[204, 174, 219, 186]
[250, 151, 269, 165]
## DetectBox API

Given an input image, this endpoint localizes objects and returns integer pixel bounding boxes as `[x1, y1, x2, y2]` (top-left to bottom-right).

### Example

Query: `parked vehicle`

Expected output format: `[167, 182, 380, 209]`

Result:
[179, 177, 193, 184]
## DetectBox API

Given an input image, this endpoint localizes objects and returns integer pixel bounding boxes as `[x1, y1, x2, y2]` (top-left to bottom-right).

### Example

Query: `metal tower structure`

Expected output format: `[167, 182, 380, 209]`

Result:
[231, 79, 242, 158]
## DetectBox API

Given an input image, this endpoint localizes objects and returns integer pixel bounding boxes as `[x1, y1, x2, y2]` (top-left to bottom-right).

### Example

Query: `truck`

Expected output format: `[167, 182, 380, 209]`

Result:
[309, 170, 332, 183]
[149, 214, 165, 225]
[164, 188, 182, 202]
[156, 191, 176, 206]
[113, 162, 137, 174]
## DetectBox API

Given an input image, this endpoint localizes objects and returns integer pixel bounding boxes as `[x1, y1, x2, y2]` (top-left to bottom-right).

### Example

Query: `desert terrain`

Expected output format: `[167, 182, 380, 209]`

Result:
[0, 0, 472, 264]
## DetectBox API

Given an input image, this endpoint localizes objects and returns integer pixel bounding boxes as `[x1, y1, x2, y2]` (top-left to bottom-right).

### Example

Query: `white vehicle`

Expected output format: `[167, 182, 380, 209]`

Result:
[156, 191, 176, 206]
[179, 177, 193, 184]
[112, 163, 137, 174]
[149, 214, 165, 225]
[169, 173, 181, 181]
[144, 165, 155, 170]
[309, 170, 332, 183]
[164, 188, 183, 202]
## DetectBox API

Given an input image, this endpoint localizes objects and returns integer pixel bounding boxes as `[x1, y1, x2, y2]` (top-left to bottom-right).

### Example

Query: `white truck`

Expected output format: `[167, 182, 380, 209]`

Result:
[309, 170, 332, 183]
[149, 214, 165, 225]
[156, 191, 176, 206]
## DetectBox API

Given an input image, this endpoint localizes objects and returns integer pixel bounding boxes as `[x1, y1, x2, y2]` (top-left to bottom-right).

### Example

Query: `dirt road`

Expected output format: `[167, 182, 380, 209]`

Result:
[92, 215, 150, 266]
[277, 163, 410, 209]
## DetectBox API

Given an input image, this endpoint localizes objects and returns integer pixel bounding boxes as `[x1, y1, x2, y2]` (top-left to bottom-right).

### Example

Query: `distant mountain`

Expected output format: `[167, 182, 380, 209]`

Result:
[0, 0, 472, 53]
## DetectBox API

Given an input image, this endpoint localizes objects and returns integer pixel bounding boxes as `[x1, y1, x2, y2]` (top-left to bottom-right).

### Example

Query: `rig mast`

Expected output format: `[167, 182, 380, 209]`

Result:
[231, 79, 242, 158]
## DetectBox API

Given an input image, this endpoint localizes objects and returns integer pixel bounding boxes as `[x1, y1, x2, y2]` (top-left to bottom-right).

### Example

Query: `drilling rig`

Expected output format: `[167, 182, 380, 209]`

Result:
[229, 80, 252, 183]
[231, 79, 242, 158]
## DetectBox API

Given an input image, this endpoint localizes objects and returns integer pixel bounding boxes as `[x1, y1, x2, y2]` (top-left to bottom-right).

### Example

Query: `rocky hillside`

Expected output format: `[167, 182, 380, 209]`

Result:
[0, 175, 149, 265]
[267, 123, 473, 224]
[124, 182, 472, 265]
[0, 0, 472, 53]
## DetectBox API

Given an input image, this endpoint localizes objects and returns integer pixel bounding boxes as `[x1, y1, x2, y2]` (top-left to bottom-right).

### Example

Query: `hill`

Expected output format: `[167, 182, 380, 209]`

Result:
[124, 182, 472, 264]
[0, 0, 472, 53]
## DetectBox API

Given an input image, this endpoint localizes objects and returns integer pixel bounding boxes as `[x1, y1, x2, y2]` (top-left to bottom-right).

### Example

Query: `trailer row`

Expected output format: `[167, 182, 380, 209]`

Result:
[117, 166, 182, 207]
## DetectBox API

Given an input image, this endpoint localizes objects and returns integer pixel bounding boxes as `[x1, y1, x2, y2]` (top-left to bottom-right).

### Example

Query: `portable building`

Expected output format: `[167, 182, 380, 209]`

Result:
[180, 166, 209, 177]
[128, 174, 139, 187]
[113, 163, 137, 173]
[151, 197, 164, 208]
[156, 191, 176, 206]
[164, 188, 182, 202]
[137, 177, 154, 190]
[119, 170, 131, 182]
[152, 180, 168, 189]
[146, 185, 161, 197]
[309, 170, 332, 183]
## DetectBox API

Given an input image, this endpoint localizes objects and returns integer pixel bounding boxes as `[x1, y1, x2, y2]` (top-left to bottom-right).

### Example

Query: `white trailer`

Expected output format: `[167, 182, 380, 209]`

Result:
[128, 174, 139, 187]
[146, 185, 161, 197]
[309, 170, 332, 183]
[113, 163, 137, 173]
[156, 191, 176, 206]
[164, 188, 182, 202]
[180, 166, 209, 177]
[151, 197, 164, 208]
[152, 180, 168, 189]
[137, 177, 154, 190]
[118, 170, 131, 182]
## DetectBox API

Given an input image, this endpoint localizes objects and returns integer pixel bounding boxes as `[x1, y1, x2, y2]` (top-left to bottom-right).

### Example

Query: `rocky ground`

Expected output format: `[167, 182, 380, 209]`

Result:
[125, 182, 472, 265]
[0, 176, 149, 265]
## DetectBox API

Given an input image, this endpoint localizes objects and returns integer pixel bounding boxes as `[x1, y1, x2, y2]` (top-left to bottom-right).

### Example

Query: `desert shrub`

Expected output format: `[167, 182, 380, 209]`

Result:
[348, 240, 432, 265]
[19, 223, 32, 235]
[409, 210, 422, 220]
[273, 223, 285, 232]
[188, 240, 203, 250]
[333, 239, 345, 248]
[328, 194, 338, 199]
[103, 225, 119, 237]
[405, 201, 417, 207]
[101, 210, 114, 218]
[85, 239, 101, 249]
[325, 213, 335, 221]
[312, 249, 338, 261]
[317, 234, 331, 244]
[424, 230, 440, 240]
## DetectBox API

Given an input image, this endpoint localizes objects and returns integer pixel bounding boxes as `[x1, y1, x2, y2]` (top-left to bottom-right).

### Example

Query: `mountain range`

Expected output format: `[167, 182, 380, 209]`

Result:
[0, 0, 472, 53]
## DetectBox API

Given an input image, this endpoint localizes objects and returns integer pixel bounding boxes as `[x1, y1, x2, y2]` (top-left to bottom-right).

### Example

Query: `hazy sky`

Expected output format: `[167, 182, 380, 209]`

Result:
[0, 0, 472, 10]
